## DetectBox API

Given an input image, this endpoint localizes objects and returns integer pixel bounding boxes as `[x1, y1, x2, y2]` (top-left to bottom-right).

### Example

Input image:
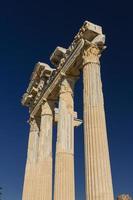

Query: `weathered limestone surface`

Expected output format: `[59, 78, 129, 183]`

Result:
[35, 101, 53, 200]
[22, 118, 39, 200]
[54, 77, 76, 200]
[82, 44, 114, 200]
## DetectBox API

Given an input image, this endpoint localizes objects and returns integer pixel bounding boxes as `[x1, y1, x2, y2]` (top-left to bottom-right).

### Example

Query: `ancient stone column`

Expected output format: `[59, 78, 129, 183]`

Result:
[54, 77, 76, 200]
[35, 101, 54, 200]
[82, 43, 114, 200]
[22, 117, 39, 200]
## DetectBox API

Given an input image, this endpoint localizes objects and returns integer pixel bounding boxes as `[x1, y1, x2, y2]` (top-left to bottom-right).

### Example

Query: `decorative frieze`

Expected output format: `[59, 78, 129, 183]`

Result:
[22, 62, 54, 107]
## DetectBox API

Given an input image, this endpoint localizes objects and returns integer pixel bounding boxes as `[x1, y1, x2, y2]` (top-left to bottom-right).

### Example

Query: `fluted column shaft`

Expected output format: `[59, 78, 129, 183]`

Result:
[22, 118, 39, 200]
[83, 44, 114, 200]
[54, 77, 75, 200]
[35, 101, 53, 200]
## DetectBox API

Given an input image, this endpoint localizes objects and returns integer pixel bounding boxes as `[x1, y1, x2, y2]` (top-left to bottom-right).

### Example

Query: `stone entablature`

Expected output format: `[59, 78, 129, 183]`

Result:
[22, 62, 54, 107]
[22, 21, 105, 118]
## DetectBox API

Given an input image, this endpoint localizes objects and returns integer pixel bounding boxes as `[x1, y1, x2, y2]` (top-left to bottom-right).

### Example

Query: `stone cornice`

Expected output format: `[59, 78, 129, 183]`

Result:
[22, 62, 54, 107]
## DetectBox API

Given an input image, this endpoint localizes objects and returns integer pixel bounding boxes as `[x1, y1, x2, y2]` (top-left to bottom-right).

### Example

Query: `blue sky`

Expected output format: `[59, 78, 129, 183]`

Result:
[0, 0, 133, 199]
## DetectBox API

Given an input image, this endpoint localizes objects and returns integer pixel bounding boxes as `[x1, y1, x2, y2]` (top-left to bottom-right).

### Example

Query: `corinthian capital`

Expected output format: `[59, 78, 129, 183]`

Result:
[82, 33, 106, 66]
[82, 44, 101, 66]
[59, 76, 77, 95]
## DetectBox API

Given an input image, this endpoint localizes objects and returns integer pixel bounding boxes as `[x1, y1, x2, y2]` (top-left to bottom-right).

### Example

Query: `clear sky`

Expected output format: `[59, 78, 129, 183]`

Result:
[0, 0, 133, 199]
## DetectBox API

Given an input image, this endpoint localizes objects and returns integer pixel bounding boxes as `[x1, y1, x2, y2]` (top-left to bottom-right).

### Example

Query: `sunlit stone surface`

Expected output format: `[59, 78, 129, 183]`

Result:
[21, 21, 115, 200]
[54, 77, 78, 200]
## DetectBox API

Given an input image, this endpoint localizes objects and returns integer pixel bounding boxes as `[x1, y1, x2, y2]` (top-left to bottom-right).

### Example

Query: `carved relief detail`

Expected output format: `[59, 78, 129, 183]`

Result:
[82, 45, 100, 65]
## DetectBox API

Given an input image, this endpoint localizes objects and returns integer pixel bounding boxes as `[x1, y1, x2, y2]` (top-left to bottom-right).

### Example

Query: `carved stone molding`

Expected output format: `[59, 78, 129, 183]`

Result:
[22, 62, 54, 107]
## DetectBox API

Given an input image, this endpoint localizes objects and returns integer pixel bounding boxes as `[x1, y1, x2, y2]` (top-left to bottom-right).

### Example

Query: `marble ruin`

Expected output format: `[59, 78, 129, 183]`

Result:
[22, 21, 115, 200]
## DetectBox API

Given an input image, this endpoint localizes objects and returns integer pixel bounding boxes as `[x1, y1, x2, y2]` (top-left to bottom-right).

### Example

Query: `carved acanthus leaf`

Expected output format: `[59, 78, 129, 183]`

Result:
[82, 45, 100, 65]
